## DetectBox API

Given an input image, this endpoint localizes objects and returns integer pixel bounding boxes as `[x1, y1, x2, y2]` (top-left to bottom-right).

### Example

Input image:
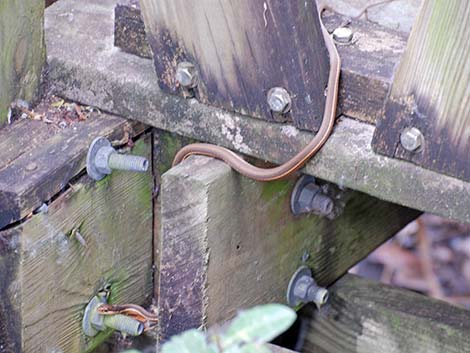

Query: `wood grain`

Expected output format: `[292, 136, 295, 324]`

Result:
[302, 274, 470, 353]
[157, 156, 419, 344]
[0, 136, 154, 353]
[140, 0, 329, 131]
[373, 0, 470, 181]
[0, 114, 146, 229]
[0, 0, 45, 125]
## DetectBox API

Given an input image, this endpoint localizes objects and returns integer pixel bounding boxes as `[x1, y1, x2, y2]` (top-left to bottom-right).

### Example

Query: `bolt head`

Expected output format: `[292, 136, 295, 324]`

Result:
[267, 87, 292, 114]
[287, 266, 312, 307]
[400, 127, 424, 152]
[83, 295, 107, 337]
[333, 27, 353, 44]
[176, 62, 198, 88]
[87, 137, 114, 181]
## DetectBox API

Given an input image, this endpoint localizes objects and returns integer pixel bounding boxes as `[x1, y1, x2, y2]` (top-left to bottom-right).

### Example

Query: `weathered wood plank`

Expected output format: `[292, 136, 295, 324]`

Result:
[373, 0, 470, 181]
[157, 156, 419, 344]
[46, 0, 470, 223]
[0, 136, 154, 353]
[115, 0, 152, 59]
[0, 0, 45, 125]
[140, 0, 330, 131]
[302, 274, 470, 353]
[0, 114, 146, 229]
[113, 4, 407, 125]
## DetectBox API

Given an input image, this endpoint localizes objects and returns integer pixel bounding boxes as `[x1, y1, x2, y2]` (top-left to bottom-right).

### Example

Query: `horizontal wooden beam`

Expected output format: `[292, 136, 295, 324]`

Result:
[157, 155, 419, 344]
[302, 274, 470, 353]
[45, 0, 470, 223]
[0, 114, 146, 229]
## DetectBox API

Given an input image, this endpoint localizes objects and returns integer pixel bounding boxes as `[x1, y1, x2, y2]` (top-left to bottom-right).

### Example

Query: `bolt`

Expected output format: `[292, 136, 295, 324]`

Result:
[25, 162, 38, 171]
[287, 266, 329, 309]
[400, 127, 424, 152]
[175, 62, 198, 89]
[267, 87, 292, 114]
[86, 137, 149, 181]
[83, 294, 144, 337]
[291, 175, 334, 216]
[333, 27, 353, 44]
[103, 314, 144, 336]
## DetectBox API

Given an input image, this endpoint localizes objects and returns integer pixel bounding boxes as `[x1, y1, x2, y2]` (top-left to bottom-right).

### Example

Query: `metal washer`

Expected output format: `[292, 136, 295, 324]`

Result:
[286, 265, 312, 307]
[86, 137, 112, 181]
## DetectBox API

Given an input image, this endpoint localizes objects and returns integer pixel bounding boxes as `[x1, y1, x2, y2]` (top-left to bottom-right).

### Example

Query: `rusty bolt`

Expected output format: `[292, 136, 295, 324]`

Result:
[333, 27, 353, 44]
[400, 127, 424, 152]
[176, 62, 199, 89]
[267, 87, 292, 114]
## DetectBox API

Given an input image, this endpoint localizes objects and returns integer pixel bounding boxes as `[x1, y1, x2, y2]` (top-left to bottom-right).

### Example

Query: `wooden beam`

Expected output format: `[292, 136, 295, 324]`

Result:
[301, 274, 470, 353]
[0, 0, 45, 125]
[0, 114, 146, 229]
[373, 0, 470, 181]
[0, 136, 154, 353]
[157, 156, 419, 345]
[46, 0, 470, 223]
[140, 0, 330, 131]
[113, 2, 407, 126]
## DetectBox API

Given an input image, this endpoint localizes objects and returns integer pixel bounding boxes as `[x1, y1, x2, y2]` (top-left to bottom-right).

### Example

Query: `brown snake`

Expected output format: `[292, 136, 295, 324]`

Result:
[173, 4, 341, 182]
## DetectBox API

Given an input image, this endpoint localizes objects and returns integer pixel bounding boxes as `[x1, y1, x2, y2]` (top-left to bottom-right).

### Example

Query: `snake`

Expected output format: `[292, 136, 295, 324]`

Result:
[172, 4, 341, 182]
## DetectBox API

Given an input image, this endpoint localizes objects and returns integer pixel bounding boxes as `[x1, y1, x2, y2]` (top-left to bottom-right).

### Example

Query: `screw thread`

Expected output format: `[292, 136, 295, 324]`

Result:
[108, 153, 149, 173]
[103, 314, 144, 336]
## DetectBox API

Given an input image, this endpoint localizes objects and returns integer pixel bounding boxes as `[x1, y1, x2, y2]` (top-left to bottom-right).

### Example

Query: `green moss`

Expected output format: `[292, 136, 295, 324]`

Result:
[261, 180, 291, 201]
[0, 0, 45, 125]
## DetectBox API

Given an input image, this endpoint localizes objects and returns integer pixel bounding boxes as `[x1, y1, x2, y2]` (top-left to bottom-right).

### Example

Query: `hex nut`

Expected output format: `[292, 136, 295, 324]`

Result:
[400, 127, 424, 152]
[176, 62, 198, 88]
[267, 87, 292, 114]
[333, 27, 354, 44]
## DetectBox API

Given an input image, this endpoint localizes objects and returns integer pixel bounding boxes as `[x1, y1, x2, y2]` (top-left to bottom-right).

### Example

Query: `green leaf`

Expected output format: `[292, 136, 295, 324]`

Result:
[221, 304, 296, 348]
[161, 329, 215, 353]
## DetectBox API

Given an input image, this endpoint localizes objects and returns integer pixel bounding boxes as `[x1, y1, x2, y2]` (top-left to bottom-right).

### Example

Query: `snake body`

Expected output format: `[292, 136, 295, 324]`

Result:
[173, 5, 340, 181]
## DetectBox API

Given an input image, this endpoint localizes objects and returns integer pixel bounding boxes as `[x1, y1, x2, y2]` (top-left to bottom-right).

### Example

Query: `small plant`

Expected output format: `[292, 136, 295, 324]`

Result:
[161, 304, 296, 353]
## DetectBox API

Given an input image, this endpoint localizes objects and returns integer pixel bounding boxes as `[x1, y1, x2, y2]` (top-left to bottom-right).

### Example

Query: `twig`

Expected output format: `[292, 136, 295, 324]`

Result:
[353, 0, 398, 21]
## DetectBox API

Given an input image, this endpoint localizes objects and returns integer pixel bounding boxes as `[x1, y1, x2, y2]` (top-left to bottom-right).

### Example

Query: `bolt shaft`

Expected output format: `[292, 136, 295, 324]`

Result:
[309, 193, 334, 215]
[307, 285, 329, 308]
[108, 153, 149, 173]
[103, 314, 144, 336]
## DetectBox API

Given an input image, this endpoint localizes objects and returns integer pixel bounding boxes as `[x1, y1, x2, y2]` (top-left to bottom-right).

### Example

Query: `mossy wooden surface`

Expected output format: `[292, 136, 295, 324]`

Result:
[0, 137, 153, 353]
[302, 274, 470, 353]
[373, 0, 470, 181]
[0, 0, 45, 125]
[157, 156, 419, 344]
[0, 114, 146, 229]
